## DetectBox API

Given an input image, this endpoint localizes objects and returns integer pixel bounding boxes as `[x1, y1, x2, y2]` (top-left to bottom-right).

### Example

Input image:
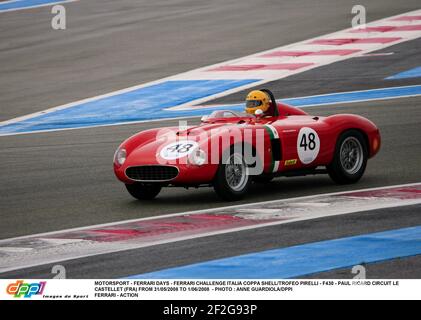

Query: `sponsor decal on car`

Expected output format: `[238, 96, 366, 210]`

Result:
[284, 159, 297, 166]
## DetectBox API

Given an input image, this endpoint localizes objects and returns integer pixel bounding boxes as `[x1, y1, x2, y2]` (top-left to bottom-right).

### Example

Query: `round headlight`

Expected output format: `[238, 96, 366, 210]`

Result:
[115, 148, 127, 166]
[189, 148, 207, 166]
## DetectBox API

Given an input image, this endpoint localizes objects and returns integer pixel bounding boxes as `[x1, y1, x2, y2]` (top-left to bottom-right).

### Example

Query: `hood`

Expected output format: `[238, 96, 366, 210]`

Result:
[125, 122, 263, 166]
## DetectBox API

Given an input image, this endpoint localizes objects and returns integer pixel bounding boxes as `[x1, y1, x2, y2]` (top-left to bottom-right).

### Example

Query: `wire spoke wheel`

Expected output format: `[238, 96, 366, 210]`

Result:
[214, 146, 252, 201]
[327, 130, 368, 185]
[225, 153, 248, 192]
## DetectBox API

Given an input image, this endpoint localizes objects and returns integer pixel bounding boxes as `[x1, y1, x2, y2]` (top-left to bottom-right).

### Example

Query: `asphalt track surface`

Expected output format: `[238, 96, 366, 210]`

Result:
[2, 204, 421, 279]
[1, 0, 421, 278]
[1, 0, 420, 121]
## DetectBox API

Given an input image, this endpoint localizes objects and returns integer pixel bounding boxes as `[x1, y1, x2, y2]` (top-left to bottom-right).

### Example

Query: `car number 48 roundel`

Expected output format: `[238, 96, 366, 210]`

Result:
[297, 127, 320, 164]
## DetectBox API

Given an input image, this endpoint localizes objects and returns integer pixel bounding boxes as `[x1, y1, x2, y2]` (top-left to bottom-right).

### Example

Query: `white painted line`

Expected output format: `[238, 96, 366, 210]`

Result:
[294, 93, 421, 108]
[1, 84, 420, 138]
[0, 0, 22, 5]
[0, 247, 33, 253]
[174, 84, 421, 111]
[0, 0, 79, 13]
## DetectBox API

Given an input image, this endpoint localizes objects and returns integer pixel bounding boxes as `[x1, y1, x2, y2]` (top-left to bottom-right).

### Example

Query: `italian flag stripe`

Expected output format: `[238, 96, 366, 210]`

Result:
[263, 125, 280, 173]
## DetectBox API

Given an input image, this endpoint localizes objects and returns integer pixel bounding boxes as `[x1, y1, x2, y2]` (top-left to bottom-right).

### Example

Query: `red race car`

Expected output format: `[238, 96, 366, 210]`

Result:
[114, 89, 381, 201]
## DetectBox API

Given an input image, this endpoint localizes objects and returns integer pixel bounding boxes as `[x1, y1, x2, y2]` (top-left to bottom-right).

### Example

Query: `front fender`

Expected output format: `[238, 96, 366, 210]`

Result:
[324, 114, 381, 158]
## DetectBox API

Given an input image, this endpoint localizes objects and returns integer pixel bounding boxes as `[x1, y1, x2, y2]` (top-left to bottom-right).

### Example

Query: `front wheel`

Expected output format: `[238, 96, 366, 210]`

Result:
[125, 183, 162, 200]
[213, 151, 251, 201]
[327, 130, 368, 184]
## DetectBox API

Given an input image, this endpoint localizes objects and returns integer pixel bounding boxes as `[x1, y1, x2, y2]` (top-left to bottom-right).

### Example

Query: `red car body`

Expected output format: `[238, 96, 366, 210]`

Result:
[114, 102, 381, 200]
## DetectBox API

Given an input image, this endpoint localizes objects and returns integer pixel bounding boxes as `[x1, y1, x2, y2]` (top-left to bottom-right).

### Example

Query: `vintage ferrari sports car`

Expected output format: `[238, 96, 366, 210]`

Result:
[114, 89, 381, 201]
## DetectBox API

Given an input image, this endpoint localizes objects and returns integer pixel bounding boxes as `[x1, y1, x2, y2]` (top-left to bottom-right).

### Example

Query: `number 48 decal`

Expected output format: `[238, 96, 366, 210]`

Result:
[297, 127, 320, 164]
[166, 143, 194, 154]
[300, 132, 317, 151]
[160, 140, 199, 160]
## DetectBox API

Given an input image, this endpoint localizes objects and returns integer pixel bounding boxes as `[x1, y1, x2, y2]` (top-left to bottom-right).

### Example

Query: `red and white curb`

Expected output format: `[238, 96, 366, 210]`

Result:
[0, 183, 420, 273]
[169, 9, 421, 110]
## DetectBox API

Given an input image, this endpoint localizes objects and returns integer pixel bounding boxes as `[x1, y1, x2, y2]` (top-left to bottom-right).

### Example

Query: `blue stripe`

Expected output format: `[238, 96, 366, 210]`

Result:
[128, 226, 421, 279]
[386, 66, 421, 80]
[1, 84, 420, 135]
[284, 85, 421, 106]
[0, 0, 69, 11]
[0, 79, 258, 134]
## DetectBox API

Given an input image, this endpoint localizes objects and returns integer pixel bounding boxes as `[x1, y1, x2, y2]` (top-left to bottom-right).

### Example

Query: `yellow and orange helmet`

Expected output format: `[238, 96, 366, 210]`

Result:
[245, 90, 271, 115]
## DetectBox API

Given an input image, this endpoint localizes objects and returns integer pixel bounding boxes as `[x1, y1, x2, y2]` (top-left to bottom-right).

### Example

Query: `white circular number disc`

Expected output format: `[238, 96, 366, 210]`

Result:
[160, 140, 198, 160]
[297, 127, 320, 164]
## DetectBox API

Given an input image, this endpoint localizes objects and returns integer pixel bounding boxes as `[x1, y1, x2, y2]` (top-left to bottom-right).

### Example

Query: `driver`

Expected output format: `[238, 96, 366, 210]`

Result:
[245, 90, 273, 116]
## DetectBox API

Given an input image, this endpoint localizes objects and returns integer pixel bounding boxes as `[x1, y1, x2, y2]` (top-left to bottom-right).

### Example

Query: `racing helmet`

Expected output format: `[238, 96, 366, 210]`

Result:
[245, 90, 271, 115]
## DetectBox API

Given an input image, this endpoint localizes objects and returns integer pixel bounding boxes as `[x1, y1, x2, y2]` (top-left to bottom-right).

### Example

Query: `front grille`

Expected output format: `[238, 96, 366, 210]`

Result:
[125, 165, 179, 182]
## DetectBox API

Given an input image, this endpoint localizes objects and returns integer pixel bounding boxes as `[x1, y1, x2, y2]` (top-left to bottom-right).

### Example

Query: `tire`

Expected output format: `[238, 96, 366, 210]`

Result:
[327, 129, 368, 184]
[213, 147, 252, 201]
[125, 183, 162, 200]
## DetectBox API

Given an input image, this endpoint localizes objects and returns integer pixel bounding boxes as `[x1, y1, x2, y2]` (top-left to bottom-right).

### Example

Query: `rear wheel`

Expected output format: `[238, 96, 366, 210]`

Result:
[214, 150, 251, 201]
[327, 130, 368, 184]
[125, 183, 162, 200]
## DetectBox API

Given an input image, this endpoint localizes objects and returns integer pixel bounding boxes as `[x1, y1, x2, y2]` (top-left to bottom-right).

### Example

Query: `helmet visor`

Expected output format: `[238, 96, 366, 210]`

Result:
[246, 100, 263, 109]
